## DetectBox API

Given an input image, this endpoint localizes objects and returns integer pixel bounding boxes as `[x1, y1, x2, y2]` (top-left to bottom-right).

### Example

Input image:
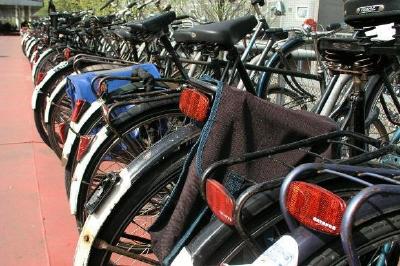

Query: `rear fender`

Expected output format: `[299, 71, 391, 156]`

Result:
[32, 48, 54, 81]
[69, 97, 183, 214]
[74, 124, 201, 266]
[44, 78, 69, 123]
[62, 100, 104, 167]
[31, 60, 72, 109]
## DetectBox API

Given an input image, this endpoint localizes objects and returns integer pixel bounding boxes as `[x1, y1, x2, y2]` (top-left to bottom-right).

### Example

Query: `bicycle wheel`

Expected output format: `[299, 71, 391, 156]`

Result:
[33, 67, 73, 147]
[65, 111, 104, 197]
[265, 86, 308, 110]
[75, 107, 186, 227]
[86, 148, 189, 265]
[47, 90, 72, 158]
[33, 49, 64, 84]
[305, 211, 400, 266]
[260, 40, 326, 110]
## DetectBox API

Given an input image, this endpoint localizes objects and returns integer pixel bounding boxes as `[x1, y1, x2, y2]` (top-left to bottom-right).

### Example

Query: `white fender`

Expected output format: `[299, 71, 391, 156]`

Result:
[21, 35, 29, 46]
[27, 39, 39, 58]
[24, 38, 34, 55]
[73, 124, 200, 265]
[69, 127, 110, 214]
[29, 49, 39, 64]
[31, 60, 69, 109]
[32, 48, 54, 81]
[44, 78, 68, 123]
[62, 100, 104, 164]
[74, 167, 132, 265]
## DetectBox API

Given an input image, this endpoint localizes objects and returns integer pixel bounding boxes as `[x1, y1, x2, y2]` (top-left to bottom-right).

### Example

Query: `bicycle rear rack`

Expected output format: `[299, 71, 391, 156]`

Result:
[279, 163, 400, 266]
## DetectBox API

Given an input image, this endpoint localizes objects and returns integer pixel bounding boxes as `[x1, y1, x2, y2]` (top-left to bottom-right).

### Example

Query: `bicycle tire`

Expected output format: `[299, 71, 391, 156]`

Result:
[86, 147, 189, 265]
[74, 105, 184, 227]
[305, 211, 400, 266]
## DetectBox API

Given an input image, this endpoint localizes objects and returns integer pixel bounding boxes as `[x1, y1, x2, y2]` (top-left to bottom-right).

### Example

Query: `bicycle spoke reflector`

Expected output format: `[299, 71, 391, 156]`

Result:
[286, 181, 346, 235]
[206, 179, 235, 226]
[179, 88, 210, 122]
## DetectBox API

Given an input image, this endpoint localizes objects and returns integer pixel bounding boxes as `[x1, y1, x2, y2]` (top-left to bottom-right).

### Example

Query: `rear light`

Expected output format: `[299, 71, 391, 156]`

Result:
[35, 71, 45, 86]
[76, 135, 94, 161]
[206, 179, 235, 225]
[58, 122, 68, 144]
[64, 48, 71, 60]
[286, 181, 346, 235]
[179, 88, 210, 122]
[71, 99, 88, 123]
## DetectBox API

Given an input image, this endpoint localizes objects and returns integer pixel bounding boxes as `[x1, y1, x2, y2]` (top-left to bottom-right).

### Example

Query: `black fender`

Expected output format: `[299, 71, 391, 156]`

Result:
[256, 37, 306, 97]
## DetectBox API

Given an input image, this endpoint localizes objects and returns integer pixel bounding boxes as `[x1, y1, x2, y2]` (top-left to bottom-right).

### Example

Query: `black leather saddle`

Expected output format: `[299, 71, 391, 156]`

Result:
[126, 11, 176, 34]
[173, 15, 258, 47]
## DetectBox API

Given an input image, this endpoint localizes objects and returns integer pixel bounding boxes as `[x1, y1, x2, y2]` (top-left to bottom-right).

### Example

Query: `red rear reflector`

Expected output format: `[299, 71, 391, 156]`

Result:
[286, 181, 346, 235]
[64, 48, 71, 60]
[179, 89, 210, 122]
[58, 122, 68, 144]
[76, 135, 94, 161]
[35, 71, 45, 86]
[71, 99, 87, 123]
[206, 179, 235, 225]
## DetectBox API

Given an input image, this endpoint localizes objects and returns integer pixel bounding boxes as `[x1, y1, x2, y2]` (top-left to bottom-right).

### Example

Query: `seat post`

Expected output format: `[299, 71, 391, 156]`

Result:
[228, 47, 256, 95]
[159, 33, 189, 80]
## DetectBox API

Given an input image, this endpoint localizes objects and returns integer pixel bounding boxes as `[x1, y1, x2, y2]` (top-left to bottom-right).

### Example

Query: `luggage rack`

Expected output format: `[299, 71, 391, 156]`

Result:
[72, 53, 136, 74]
[198, 130, 400, 257]
[279, 163, 400, 266]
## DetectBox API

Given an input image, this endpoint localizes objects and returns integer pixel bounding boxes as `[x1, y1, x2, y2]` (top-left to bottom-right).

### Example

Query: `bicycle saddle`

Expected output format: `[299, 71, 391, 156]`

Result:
[173, 15, 258, 48]
[126, 11, 176, 34]
[345, 0, 400, 27]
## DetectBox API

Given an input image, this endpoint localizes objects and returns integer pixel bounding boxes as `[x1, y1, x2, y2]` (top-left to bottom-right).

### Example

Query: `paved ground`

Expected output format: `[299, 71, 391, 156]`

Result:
[0, 36, 77, 265]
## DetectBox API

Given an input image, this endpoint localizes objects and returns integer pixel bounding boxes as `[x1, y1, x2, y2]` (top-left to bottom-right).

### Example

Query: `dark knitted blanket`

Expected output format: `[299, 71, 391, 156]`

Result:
[150, 85, 338, 260]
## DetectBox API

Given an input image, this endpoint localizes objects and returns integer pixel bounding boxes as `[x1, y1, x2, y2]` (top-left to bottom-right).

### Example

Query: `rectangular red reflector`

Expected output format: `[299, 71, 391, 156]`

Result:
[71, 99, 87, 123]
[286, 181, 346, 235]
[76, 135, 94, 161]
[179, 88, 210, 122]
[206, 179, 235, 225]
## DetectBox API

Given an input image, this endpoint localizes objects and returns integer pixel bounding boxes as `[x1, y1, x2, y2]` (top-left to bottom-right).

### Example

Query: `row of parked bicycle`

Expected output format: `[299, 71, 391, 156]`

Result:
[21, 0, 400, 265]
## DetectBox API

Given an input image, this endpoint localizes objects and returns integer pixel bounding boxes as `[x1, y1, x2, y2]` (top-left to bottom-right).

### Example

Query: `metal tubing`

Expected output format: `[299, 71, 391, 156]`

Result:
[341, 185, 400, 266]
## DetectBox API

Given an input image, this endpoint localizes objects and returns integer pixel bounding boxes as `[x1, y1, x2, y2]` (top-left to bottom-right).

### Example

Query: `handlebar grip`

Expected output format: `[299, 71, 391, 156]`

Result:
[175, 15, 190, 20]
[100, 0, 115, 10]
[326, 23, 341, 31]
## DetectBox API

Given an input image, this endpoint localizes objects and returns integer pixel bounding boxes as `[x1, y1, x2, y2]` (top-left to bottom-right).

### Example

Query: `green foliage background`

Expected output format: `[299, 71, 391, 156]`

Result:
[36, 0, 131, 16]
[36, 0, 251, 22]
